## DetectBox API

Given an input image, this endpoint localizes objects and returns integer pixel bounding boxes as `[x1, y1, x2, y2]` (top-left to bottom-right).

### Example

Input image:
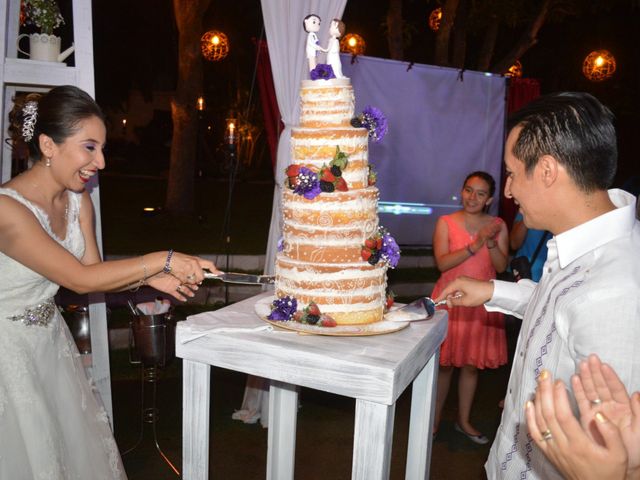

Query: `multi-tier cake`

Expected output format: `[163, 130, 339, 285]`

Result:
[272, 77, 398, 326]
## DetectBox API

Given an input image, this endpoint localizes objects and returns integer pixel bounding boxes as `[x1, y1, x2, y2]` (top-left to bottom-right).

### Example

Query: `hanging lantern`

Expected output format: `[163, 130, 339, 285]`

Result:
[582, 49, 616, 82]
[340, 33, 366, 56]
[201, 30, 229, 62]
[428, 8, 443, 32]
[504, 60, 523, 78]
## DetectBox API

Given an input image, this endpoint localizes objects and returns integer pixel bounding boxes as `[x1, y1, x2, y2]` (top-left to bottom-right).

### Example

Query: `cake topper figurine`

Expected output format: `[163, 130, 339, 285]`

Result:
[326, 19, 346, 79]
[303, 14, 327, 72]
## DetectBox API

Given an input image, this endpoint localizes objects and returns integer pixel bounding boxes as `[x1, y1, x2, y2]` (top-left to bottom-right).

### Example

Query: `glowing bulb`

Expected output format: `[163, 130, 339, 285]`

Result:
[595, 56, 604, 67]
[348, 37, 356, 47]
[122, 119, 127, 127]
[212, 35, 220, 45]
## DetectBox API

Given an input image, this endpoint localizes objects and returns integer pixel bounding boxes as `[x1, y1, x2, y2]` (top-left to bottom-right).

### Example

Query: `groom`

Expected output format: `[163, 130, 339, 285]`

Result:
[438, 92, 640, 479]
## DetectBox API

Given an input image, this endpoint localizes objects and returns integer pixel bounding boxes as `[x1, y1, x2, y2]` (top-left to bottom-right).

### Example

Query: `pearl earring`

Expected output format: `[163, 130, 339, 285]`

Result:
[45, 157, 51, 167]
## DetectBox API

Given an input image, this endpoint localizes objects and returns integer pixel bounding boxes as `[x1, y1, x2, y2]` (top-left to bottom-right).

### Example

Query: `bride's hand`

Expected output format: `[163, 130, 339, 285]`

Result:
[146, 272, 198, 302]
[165, 252, 219, 284]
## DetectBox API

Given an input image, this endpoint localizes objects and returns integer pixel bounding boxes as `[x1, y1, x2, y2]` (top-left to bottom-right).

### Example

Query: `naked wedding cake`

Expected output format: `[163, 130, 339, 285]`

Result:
[266, 15, 399, 327]
[271, 77, 398, 326]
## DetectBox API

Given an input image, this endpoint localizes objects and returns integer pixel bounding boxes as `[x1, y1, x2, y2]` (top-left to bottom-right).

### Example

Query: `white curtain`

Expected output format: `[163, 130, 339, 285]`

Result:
[232, 0, 347, 428]
[262, 0, 348, 275]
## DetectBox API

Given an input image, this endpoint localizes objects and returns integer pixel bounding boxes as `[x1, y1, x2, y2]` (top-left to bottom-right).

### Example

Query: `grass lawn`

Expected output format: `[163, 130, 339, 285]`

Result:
[98, 173, 274, 255]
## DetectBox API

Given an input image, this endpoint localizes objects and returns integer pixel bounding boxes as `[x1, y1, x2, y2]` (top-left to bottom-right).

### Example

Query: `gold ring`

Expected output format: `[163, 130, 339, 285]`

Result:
[591, 398, 602, 406]
[541, 429, 553, 441]
[187, 274, 196, 282]
[176, 284, 182, 292]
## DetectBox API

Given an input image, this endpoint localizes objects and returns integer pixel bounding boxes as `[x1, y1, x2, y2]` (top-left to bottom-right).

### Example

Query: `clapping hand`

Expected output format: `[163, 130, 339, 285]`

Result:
[525, 370, 628, 480]
[573, 355, 640, 480]
[478, 219, 501, 243]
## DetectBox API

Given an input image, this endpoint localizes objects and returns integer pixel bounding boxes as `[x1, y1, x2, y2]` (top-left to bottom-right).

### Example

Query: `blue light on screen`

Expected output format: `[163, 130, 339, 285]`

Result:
[378, 201, 433, 216]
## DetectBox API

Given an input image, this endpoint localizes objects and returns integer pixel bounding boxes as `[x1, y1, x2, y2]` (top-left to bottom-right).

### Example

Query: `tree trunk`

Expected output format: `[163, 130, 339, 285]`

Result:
[476, 15, 499, 72]
[434, 0, 460, 66]
[451, 0, 469, 69]
[165, 0, 211, 215]
[490, 0, 551, 74]
[386, 0, 404, 60]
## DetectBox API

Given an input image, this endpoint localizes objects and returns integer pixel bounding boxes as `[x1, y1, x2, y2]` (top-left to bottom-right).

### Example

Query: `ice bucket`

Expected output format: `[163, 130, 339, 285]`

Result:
[63, 305, 92, 354]
[129, 313, 176, 367]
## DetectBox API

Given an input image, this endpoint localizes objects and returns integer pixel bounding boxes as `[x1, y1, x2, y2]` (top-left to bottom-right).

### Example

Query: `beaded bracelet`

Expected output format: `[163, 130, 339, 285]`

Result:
[163, 249, 174, 273]
[466, 244, 475, 256]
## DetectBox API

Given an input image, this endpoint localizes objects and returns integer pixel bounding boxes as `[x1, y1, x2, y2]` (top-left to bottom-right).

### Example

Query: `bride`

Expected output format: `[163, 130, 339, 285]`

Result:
[0, 85, 218, 478]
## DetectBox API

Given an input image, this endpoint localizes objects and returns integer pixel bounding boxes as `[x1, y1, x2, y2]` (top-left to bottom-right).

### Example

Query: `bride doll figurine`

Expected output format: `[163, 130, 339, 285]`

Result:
[0, 85, 219, 479]
[303, 13, 327, 71]
[326, 19, 346, 79]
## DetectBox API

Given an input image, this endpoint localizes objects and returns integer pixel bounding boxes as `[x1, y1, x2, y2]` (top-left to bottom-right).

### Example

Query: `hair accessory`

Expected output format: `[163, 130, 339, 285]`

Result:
[163, 249, 174, 274]
[22, 101, 38, 142]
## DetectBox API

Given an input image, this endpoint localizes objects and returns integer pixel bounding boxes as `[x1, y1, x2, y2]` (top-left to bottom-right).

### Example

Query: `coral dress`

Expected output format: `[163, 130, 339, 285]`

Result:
[431, 214, 507, 369]
[0, 188, 126, 479]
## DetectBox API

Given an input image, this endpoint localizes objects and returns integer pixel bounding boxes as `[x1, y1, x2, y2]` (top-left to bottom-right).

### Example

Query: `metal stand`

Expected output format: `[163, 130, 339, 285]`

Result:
[123, 314, 179, 476]
[121, 365, 180, 476]
[220, 141, 239, 305]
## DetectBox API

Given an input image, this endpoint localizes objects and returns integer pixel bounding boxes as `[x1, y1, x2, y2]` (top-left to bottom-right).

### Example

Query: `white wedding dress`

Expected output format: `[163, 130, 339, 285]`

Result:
[0, 188, 126, 479]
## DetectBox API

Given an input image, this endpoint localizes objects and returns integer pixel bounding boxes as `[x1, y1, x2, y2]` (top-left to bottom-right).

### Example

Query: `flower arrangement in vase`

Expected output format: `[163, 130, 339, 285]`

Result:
[18, 0, 74, 63]
[22, 0, 64, 35]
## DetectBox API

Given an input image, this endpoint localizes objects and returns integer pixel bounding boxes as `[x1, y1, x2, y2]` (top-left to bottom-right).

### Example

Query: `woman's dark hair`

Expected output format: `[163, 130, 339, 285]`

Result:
[303, 14, 321, 32]
[9, 85, 105, 161]
[463, 171, 496, 198]
[507, 92, 617, 192]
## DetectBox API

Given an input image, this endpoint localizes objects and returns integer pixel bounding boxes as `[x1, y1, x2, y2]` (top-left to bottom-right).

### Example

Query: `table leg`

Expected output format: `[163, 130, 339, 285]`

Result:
[405, 348, 440, 480]
[182, 360, 211, 480]
[352, 398, 396, 480]
[267, 381, 298, 480]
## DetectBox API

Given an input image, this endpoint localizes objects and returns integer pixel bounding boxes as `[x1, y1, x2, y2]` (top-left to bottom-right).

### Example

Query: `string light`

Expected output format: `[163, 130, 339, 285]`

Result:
[201, 30, 229, 62]
[340, 33, 366, 56]
[582, 50, 616, 82]
[504, 60, 523, 78]
[428, 8, 443, 32]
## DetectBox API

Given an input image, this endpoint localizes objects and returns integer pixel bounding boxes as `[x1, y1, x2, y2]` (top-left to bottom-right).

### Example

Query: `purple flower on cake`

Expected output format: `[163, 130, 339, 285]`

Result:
[293, 166, 322, 200]
[267, 296, 298, 321]
[310, 63, 336, 81]
[351, 106, 388, 143]
[380, 232, 401, 268]
[361, 227, 401, 268]
[277, 237, 285, 252]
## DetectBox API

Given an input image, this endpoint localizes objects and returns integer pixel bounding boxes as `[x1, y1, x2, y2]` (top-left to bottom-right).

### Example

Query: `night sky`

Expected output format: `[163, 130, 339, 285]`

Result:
[86, 0, 638, 185]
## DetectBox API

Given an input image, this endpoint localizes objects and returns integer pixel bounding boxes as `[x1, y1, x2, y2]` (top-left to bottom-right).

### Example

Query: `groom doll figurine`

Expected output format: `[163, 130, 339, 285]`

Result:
[304, 14, 327, 71]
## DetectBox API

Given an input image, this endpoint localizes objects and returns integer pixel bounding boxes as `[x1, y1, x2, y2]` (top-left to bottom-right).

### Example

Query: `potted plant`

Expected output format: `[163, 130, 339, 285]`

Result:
[17, 0, 74, 63]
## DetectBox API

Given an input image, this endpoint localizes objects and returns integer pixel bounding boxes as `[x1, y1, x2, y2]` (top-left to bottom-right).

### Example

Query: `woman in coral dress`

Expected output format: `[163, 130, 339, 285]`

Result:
[431, 171, 509, 444]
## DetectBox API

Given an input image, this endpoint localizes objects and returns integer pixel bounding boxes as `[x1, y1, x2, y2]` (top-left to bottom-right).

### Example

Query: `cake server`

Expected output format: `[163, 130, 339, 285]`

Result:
[203, 271, 275, 285]
[386, 294, 462, 322]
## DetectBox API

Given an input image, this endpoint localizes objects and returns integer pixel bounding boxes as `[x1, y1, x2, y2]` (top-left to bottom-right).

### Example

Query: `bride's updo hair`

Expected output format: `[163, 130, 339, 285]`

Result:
[8, 85, 105, 161]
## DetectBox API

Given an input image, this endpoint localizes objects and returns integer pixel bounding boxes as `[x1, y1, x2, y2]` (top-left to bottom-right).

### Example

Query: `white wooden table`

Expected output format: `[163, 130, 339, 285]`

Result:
[176, 292, 447, 480]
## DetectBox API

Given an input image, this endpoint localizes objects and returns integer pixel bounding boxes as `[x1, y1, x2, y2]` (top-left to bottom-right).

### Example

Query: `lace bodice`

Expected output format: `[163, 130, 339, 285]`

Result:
[0, 188, 85, 318]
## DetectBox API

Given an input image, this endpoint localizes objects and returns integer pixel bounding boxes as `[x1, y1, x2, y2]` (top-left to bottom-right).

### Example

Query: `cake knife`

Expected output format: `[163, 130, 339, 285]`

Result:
[386, 294, 462, 322]
[203, 271, 275, 285]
